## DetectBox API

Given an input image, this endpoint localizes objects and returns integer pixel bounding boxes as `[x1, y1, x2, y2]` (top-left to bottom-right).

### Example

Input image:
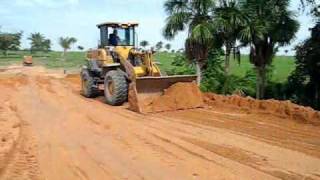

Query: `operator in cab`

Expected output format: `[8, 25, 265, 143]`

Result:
[109, 29, 120, 46]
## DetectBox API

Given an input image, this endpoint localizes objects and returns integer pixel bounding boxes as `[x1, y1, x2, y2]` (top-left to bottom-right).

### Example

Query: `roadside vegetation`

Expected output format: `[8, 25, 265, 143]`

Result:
[0, 0, 319, 109]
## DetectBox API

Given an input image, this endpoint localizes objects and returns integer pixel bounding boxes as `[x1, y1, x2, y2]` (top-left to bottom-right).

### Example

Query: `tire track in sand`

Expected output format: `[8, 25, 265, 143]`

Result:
[0, 79, 42, 180]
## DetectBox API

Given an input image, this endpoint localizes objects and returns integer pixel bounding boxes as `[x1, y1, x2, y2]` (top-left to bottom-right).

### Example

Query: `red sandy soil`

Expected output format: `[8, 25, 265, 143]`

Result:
[204, 93, 320, 126]
[139, 82, 204, 113]
[0, 66, 320, 180]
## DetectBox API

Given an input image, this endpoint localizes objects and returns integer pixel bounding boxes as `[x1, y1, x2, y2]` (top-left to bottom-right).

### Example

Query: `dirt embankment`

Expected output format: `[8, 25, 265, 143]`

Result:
[67, 72, 320, 125]
[130, 79, 320, 125]
[204, 93, 320, 125]
[138, 82, 204, 113]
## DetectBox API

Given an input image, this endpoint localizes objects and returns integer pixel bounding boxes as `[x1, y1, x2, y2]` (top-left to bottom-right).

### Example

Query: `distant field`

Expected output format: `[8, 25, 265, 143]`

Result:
[0, 51, 295, 82]
[0, 51, 86, 70]
[155, 52, 296, 83]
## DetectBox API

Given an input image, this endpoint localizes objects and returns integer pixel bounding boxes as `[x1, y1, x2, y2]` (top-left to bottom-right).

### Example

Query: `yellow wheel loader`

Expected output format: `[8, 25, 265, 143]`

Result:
[81, 22, 196, 112]
[23, 56, 33, 66]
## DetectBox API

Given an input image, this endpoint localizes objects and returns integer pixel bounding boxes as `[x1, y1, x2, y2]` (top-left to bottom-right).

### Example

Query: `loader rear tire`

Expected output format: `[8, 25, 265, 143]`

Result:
[104, 70, 128, 106]
[81, 69, 99, 98]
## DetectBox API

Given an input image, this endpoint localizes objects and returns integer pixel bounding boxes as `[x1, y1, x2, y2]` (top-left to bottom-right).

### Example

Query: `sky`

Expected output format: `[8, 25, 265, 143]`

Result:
[0, 0, 316, 55]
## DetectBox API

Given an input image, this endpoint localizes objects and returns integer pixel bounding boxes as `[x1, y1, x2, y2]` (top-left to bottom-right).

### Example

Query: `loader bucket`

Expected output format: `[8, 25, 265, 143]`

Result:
[128, 75, 198, 113]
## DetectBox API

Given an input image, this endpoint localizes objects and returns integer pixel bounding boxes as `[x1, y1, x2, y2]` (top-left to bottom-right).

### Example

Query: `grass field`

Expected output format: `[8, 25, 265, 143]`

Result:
[0, 51, 296, 82]
[0, 51, 86, 70]
[155, 52, 296, 83]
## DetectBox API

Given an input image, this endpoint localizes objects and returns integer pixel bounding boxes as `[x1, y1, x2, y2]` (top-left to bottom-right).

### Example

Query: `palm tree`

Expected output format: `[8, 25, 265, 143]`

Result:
[155, 41, 163, 51]
[59, 37, 77, 58]
[165, 43, 171, 51]
[213, 0, 244, 75]
[139, 40, 149, 49]
[163, 0, 216, 85]
[28, 33, 49, 53]
[239, 0, 299, 99]
[43, 39, 51, 52]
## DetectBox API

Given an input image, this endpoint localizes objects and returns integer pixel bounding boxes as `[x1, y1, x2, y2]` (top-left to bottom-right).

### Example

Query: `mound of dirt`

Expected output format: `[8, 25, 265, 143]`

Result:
[138, 82, 204, 113]
[204, 93, 320, 125]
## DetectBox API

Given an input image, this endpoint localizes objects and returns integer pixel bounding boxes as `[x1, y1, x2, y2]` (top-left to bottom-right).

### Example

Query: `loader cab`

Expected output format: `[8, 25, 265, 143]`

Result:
[97, 22, 138, 48]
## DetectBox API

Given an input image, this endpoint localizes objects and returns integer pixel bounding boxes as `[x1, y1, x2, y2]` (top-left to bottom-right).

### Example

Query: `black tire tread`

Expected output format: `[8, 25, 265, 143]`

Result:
[104, 70, 128, 106]
[81, 69, 99, 98]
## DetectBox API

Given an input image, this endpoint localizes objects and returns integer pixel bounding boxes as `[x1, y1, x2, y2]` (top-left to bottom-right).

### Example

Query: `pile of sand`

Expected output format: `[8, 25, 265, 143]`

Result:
[204, 93, 320, 125]
[137, 82, 204, 113]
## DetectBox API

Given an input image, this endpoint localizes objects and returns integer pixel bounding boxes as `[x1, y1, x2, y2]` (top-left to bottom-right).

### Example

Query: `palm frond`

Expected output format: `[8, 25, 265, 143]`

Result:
[164, 0, 189, 14]
[163, 12, 192, 39]
[190, 22, 214, 44]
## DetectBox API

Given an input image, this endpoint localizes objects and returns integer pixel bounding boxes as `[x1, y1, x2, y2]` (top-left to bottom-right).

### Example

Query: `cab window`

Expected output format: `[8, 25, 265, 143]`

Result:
[108, 27, 134, 46]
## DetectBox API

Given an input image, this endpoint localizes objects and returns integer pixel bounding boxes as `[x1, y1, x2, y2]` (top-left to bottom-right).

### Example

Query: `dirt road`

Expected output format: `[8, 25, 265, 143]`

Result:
[0, 66, 320, 180]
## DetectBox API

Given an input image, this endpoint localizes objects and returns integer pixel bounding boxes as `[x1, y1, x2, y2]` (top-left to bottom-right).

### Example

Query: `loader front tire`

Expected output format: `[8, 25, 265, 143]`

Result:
[81, 69, 99, 98]
[104, 70, 128, 106]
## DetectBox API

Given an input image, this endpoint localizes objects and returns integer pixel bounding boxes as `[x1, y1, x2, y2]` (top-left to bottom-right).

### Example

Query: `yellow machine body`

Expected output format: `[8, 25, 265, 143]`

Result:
[87, 45, 161, 78]
[83, 21, 196, 112]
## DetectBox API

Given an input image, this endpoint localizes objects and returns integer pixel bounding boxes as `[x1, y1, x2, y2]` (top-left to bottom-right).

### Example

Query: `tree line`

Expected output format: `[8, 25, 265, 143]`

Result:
[0, 30, 79, 58]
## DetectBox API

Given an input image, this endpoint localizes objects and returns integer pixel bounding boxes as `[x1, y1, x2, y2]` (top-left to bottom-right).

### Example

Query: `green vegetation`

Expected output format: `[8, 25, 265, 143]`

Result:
[58, 37, 77, 58]
[0, 51, 85, 69]
[0, 51, 295, 83]
[155, 41, 163, 51]
[163, 0, 217, 85]
[28, 33, 51, 53]
[0, 32, 22, 56]
[287, 23, 320, 109]
[154, 52, 295, 83]
[238, 0, 299, 99]
[162, 0, 302, 99]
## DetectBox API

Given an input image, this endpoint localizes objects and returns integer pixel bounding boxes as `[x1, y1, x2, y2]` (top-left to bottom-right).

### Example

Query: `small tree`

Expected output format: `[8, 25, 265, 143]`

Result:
[59, 37, 77, 59]
[288, 22, 320, 109]
[284, 49, 289, 54]
[165, 43, 171, 51]
[0, 32, 22, 56]
[139, 40, 149, 49]
[155, 41, 163, 51]
[77, 46, 84, 51]
[28, 32, 51, 53]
